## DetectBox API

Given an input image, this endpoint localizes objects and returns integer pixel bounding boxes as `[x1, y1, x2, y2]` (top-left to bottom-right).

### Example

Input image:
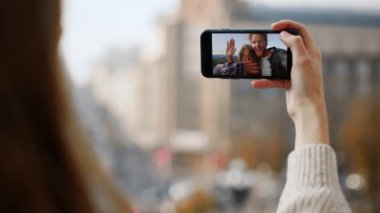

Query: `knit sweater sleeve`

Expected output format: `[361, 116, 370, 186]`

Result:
[276, 144, 352, 213]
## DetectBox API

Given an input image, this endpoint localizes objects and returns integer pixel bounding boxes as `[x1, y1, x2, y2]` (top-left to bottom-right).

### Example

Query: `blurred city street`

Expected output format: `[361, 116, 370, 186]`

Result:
[63, 0, 380, 212]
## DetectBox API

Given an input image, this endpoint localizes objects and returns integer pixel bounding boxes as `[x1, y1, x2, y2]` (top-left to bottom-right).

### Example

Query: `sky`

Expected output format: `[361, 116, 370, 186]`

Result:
[61, 0, 179, 85]
[61, 0, 380, 86]
[244, 0, 380, 13]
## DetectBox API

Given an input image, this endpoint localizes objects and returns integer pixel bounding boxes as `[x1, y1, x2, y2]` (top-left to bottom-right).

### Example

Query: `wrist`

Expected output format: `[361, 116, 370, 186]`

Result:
[292, 100, 330, 149]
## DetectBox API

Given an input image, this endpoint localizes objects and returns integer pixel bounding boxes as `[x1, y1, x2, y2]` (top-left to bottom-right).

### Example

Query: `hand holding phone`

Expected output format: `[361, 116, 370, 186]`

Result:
[243, 60, 261, 76]
[251, 20, 328, 148]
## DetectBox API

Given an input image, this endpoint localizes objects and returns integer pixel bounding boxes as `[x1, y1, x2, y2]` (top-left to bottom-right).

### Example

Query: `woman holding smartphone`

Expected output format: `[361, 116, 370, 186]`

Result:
[0, 0, 350, 211]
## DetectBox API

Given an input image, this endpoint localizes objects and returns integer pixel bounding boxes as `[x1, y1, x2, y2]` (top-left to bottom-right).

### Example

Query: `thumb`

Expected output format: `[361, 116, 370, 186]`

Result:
[280, 31, 307, 58]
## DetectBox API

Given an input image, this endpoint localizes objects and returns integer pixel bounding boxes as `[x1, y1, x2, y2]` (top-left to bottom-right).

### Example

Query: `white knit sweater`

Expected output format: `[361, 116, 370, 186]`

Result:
[277, 144, 352, 213]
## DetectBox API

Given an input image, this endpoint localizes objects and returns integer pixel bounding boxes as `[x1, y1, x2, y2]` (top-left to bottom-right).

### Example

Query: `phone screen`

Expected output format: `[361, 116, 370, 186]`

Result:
[201, 30, 292, 79]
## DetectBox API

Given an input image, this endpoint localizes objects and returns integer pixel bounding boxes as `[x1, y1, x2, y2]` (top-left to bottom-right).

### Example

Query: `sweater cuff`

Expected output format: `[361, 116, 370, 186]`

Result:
[286, 144, 341, 189]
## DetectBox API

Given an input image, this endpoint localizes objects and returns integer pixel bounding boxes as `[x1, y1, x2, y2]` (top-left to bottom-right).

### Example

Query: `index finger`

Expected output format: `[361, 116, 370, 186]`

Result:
[271, 20, 318, 54]
[231, 38, 235, 47]
[251, 79, 291, 90]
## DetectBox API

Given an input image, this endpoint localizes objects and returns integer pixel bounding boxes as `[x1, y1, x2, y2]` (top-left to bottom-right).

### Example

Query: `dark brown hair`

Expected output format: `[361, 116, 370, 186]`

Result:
[0, 1, 131, 212]
[238, 44, 258, 62]
[248, 33, 268, 44]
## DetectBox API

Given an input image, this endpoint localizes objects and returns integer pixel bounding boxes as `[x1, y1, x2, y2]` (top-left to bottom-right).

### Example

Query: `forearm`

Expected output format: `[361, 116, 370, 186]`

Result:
[292, 99, 329, 149]
[277, 144, 352, 213]
[278, 101, 353, 212]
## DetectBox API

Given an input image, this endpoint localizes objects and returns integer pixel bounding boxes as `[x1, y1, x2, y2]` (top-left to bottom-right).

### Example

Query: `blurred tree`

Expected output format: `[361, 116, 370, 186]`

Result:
[341, 96, 380, 211]
[230, 130, 285, 172]
[176, 189, 214, 213]
[231, 134, 262, 169]
[264, 130, 285, 172]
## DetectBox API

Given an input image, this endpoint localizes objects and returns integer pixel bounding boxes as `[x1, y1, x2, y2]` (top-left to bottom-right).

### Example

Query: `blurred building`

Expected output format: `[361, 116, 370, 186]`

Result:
[87, 0, 380, 189]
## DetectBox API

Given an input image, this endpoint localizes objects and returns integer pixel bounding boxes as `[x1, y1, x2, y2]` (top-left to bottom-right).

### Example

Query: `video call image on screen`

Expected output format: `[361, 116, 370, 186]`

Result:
[212, 33, 289, 78]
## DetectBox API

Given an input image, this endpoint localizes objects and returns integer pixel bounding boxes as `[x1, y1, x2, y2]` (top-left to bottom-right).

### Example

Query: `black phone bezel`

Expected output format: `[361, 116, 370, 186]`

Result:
[200, 29, 296, 79]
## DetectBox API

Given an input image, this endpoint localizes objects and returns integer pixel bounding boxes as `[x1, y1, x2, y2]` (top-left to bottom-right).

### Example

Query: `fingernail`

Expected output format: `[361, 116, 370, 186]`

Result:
[281, 31, 291, 38]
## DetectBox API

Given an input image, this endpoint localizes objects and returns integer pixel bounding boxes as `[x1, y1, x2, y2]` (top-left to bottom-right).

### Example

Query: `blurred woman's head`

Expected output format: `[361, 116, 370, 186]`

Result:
[0, 1, 130, 212]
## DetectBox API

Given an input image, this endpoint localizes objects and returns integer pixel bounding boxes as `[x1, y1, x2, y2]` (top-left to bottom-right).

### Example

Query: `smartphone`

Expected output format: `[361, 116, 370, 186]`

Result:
[201, 29, 296, 79]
